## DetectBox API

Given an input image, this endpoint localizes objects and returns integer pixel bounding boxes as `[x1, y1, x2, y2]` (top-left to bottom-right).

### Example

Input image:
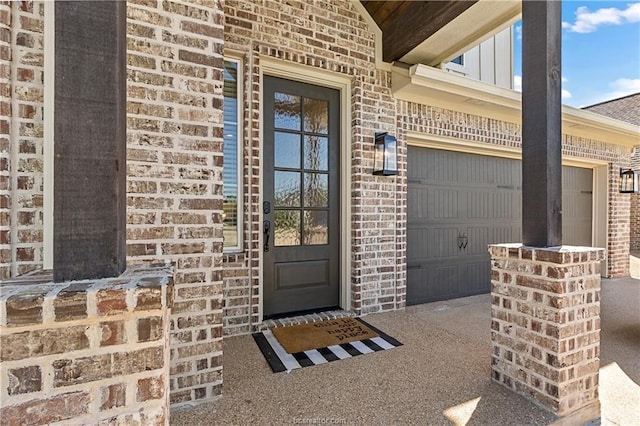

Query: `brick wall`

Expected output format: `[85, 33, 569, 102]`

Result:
[0, 1, 45, 280]
[0, 264, 174, 425]
[489, 244, 604, 418]
[222, 0, 404, 335]
[124, 0, 225, 406]
[631, 146, 639, 251]
[0, 0, 226, 408]
[608, 157, 632, 276]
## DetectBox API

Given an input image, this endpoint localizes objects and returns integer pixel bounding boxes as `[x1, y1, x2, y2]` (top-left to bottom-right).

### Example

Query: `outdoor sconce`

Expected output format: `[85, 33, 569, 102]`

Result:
[620, 168, 638, 193]
[373, 132, 398, 176]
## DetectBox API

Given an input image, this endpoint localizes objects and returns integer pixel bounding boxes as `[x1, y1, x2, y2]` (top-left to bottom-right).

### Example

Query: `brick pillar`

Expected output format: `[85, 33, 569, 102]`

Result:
[489, 244, 605, 422]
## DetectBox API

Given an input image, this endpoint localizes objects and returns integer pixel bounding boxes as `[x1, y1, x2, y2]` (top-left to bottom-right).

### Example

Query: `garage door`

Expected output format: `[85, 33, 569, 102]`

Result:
[407, 147, 592, 305]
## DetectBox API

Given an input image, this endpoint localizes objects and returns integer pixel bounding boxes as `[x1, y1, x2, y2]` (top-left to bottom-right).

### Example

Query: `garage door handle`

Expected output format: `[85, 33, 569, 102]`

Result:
[457, 234, 468, 250]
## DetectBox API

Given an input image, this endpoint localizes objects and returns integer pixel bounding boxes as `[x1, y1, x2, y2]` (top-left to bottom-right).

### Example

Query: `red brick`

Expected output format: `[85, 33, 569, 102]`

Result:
[100, 383, 126, 411]
[0, 392, 90, 425]
[137, 316, 163, 342]
[7, 365, 41, 395]
[135, 286, 163, 311]
[54, 283, 90, 321]
[1, 326, 90, 362]
[96, 288, 128, 315]
[53, 346, 164, 387]
[137, 376, 164, 401]
[101, 320, 127, 346]
[5, 293, 43, 326]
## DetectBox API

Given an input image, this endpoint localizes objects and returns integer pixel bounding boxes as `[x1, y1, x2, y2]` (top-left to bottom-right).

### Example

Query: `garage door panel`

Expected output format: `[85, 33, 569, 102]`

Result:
[434, 189, 459, 219]
[409, 148, 456, 182]
[562, 167, 593, 246]
[428, 227, 459, 259]
[407, 187, 428, 220]
[430, 151, 462, 183]
[467, 155, 519, 187]
[407, 146, 593, 306]
[407, 228, 429, 262]
[461, 260, 491, 294]
[431, 265, 459, 299]
[466, 225, 521, 255]
[466, 226, 512, 255]
[406, 267, 425, 303]
[407, 264, 460, 304]
[564, 222, 592, 246]
[466, 190, 520, 219]
[465, 227, 489, 255]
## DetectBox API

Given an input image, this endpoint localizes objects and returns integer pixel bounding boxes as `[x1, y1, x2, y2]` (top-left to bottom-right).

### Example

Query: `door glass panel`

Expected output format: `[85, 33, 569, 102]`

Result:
[275, 93, 301, 130]
[304, 172, 328, 207]
[303, 98, 328, 134]
[303, 210, 328, 245]
[275, 132, 300, 169]
[275, 210, 301, 246]
[274, 171, 300, 207]
[304, 135, 328, 171]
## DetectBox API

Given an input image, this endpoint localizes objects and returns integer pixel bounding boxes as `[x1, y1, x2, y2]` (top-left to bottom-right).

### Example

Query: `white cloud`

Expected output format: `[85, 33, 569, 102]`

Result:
[606, 78, 640, 100]
[515, 24, 522, 40]
[513, 75, 571, 99]
[514, 75, 522, 92]
[579, 78, 640, 107]
[562, 2, 640, 33]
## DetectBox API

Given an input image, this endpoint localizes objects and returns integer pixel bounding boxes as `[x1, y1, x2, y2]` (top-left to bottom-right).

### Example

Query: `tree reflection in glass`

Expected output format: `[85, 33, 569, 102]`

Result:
[273, 94, 331, 247]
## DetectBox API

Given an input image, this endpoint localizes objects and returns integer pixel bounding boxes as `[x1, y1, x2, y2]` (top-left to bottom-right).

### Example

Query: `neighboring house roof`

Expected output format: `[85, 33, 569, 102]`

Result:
[583, 92, 640, 126]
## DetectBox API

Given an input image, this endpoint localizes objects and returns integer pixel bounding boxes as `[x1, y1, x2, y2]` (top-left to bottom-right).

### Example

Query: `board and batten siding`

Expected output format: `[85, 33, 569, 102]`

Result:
[441, 26, 514, 89]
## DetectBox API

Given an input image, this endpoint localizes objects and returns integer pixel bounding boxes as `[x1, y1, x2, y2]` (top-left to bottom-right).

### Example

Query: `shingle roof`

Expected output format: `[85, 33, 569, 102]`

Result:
[583, 92, 640, 126]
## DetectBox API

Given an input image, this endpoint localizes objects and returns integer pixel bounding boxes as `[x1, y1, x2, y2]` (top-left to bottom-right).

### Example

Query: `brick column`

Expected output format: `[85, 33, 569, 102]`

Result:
[489, 244, 605, 421]
[0, 264, 174, 425]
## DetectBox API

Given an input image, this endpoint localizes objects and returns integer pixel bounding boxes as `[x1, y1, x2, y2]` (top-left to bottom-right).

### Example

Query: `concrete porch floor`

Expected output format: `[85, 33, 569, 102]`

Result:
[172, 278, 640, 425]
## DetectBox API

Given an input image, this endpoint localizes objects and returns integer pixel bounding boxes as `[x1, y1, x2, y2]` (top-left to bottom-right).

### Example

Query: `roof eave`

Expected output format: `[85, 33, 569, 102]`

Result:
[392, 64, 640, 149]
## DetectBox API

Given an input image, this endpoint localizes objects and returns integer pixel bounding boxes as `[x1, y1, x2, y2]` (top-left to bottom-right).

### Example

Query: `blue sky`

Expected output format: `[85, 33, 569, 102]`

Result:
[513, 1, 640, 108]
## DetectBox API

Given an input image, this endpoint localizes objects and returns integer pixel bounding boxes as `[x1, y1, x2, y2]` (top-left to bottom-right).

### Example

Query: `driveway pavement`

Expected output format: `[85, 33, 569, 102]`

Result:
[172, 277, 639, 425]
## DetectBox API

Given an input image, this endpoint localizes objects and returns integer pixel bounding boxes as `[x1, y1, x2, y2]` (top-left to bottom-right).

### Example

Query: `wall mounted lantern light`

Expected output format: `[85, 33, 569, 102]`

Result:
[620, 168, 638, 193]
[373, 132, 398, 176]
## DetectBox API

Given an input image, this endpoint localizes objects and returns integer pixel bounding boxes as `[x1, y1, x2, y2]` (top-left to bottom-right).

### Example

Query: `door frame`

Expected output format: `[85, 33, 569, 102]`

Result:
[406, 131, 610, 274]
[259, 58, 352, 322]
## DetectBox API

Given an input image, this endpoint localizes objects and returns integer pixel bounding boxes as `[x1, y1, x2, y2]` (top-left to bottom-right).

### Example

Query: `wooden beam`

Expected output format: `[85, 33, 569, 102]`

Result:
[54, 1, 126, 281]
[378, 1, 478, 63]
[361, 1, 405, 26]
[522, 0, 563, 247]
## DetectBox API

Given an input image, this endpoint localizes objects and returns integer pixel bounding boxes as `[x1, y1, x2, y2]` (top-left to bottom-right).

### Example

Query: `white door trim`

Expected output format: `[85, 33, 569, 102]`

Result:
[259, 58, 352, 321]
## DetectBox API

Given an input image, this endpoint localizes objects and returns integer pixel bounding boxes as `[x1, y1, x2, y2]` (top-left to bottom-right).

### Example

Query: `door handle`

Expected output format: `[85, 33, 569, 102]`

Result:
[457, 233, 468, 250]
[263, 220, 271, 252]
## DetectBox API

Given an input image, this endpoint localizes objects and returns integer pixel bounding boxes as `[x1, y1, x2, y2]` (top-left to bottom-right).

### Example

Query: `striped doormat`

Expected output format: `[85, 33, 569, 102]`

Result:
[252, 318, 402, 373]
